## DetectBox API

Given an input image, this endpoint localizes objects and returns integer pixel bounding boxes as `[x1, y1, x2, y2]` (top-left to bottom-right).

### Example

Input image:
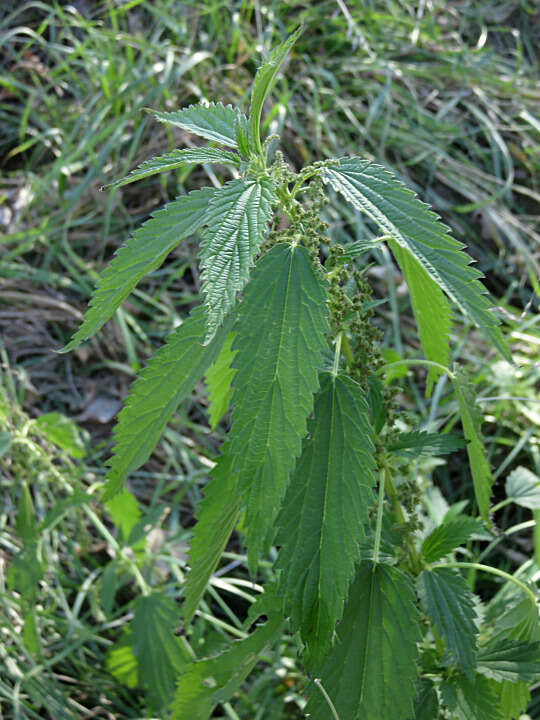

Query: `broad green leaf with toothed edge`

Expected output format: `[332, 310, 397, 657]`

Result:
[225, 243, 328, 572]
[172, 614, 282, 720]
[149, 102, 241, 147]
[62, 187, 215, 352]
[477, 639, 540, 682]
[276, 372, 376, 664]
[205, 333, 236, 429]
[131, 592, 189, 710]
[390, 239, 452, 395]
[103, 307, 232, 500]
[199, 178, 277, 342]
[182, 454, 241, 624]
[249, 27, 301, 154]
[441, 674, 503, 720]
[104, 147, 240, 190]
[322, 158, 510, 361]
[453, 368, 493, 521]
[306, 563, 421, 720]
[418, 567, 477, 677]
[421, 516, 481, 562]
[388, 430, 464, 459]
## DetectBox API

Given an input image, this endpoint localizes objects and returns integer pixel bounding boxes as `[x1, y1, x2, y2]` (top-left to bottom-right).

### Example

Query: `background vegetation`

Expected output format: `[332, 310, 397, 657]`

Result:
[1, 1, 538, 718]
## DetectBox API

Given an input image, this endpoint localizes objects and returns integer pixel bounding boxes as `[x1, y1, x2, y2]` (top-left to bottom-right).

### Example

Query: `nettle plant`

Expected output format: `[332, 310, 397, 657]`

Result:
[64, 30, 539, 720]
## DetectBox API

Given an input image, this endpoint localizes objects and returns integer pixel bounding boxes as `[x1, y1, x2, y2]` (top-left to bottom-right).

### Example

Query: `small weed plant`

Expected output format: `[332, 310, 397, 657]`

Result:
[62, 29, 539, 720]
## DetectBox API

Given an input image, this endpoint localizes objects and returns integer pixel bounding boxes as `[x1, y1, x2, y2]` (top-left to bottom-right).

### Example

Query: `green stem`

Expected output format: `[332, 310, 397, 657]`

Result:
[373, 470, 386, 564]
[332, 333, 343, 376]
[314, 678, 340, 720]
[342, 333, 354, 369]
[376, 359, 454, 381]
[430, 561, 537, 607]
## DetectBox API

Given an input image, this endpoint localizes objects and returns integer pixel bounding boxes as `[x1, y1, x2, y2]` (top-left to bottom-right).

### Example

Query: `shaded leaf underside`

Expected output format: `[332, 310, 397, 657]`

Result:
[199, 178, 277, 341]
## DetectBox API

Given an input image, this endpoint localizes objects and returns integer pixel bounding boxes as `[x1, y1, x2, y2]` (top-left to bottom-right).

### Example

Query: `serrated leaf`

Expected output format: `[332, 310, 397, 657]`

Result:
[225, 243, 328, 570]
[149, 102, 240, 147]
[477, 639, 540, 682]
[131, 592, 189, 710]
[205, 333, 236, 429]
[418, 567, 477, 675]
[276, 372, 376, 664]
[172, 614, 282, 720]
[34, 412, 86, 457]
[104, 307, 232, 500]
[322, 158, 509, 360]
[105, 489, 141, 544]
[62, 187, 214, 351]
[440, 674, 503, 720]
[336, 237, 384, 264]
[104, 147, 240, 189]
[421, 516, 481, 562]
[414, 679, 439, 720]
[106, 633, 138, 688]
[306, 563, 421, 720]
[234, 110, 250, 158]
[453, 368, 493, 521]
[390, 240, 452, 395]
[493, 679, 530, 720]
[388, 430, 464, 459]
[199, 178, 276, 341]
[249, 27, 301, 155]
[505, 466, 540, 509]
[488, 596, 540, 645]
[183, 455, 242, 624]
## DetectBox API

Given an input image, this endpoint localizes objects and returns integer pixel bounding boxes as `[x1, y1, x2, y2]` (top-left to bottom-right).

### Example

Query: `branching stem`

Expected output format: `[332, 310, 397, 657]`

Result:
[431, 561, 537, 607]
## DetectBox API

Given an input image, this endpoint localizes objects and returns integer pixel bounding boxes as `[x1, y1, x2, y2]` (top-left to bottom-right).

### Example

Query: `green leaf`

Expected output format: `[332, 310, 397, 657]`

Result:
[414, 679, 439, 720]
[389, 240, 452, 395]
[0, 430, 12, 457]
[234, 109, 251, 158]
[149, 102, 241, 147]
[183, 455, 242, 624]
[418, 567, 477, 676]
[104, 147, 240, 190]
[335, 237, 384, 264]
[199, 178, 276, 341]
[421, 516, 482, 562]
[488, 596, 540, 644]
[205, 332, 236, 429]
[106, 632, 138, 688]
[249, 27, 302, 155]
[388, 430, 464, 459]
[441, 674, 503, 720]
[477, 640, 540, 682]
[104, 306, 232, 499]
[62, 187, 214, 351]
[505, 466, 540, 509]
[105, 489, 141, 544]
[453, 368, 493, 521]
[322, 158, 509, 360]
[16, 484, 38, 542]
[7, 542, 43, 605]
[172, 614, 282, 720]
[34, 412, 86, 458]
[276, 372, 375, 664]
[131, 592, 189, 710]
[305, 563, 421, 720]
[226, 243, 328, 570]
[493, 679, 530, 720]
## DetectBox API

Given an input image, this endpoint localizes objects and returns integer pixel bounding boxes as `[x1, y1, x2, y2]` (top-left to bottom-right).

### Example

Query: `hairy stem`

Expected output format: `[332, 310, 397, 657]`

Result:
[373, 469, 386, 564]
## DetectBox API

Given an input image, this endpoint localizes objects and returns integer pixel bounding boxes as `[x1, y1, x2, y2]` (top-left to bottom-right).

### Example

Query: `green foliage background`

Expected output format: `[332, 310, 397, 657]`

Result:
[1, 1, 539, 718]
